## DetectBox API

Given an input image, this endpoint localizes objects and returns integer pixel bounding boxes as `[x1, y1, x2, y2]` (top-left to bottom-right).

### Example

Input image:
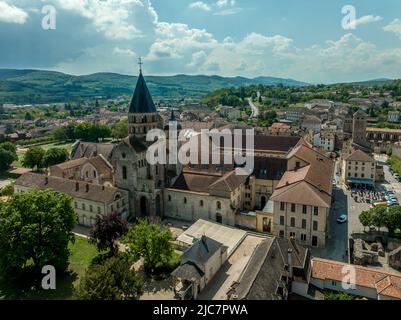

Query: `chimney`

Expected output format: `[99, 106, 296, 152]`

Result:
[75, 182, 79, 192]
[287, 248, 293, 279]
[86, 184, 89, 193]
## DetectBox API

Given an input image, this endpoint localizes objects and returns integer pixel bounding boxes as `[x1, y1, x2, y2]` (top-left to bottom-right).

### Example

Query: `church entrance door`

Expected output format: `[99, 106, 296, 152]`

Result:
[140, 197, 148, 217]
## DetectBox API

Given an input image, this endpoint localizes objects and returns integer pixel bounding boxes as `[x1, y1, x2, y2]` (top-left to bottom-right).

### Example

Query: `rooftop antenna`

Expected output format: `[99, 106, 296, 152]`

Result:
[138, 57, 143, 73]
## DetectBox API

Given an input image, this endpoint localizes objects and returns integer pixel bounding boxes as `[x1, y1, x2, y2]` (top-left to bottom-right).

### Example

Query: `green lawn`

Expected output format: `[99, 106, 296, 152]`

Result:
[0, 235, 99, 300]
[12, 141, 74, 169]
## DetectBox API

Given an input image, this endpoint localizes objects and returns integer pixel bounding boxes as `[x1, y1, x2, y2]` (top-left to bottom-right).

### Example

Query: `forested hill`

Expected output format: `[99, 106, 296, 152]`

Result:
[0, 69, 308, 104]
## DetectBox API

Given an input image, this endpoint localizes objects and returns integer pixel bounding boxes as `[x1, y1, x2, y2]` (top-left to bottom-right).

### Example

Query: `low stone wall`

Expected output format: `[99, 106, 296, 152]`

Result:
[351, 232, 401, 250]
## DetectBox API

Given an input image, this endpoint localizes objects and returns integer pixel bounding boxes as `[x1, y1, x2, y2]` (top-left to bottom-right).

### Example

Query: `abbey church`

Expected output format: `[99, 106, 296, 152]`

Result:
[15, 69, 335, 248]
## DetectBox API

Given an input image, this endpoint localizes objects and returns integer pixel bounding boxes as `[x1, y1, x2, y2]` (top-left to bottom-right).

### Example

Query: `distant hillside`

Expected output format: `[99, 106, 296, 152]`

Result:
[349, 78, 394, 86]
[0, 69, 308, 104]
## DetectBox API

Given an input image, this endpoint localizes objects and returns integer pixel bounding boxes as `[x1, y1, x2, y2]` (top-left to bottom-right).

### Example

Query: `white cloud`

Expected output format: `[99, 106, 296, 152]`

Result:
[354, 15, 382, 27]
[214, 7, 242, 16]
[51, 0, 144, 40]
[0, 0, 28, 24]
[383, 19, 401, 39]
[189, 1, 211, 12]
[113, 47, 136, 57]
[216, 0, 236, 8]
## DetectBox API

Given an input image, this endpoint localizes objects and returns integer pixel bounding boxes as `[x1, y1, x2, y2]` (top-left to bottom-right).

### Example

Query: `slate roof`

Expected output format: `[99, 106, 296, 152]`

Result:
[171, 262, 204, 281]
[254, 157, 287, 180]
[70, 141, 115, 161]
[229, 237, 309, 300]
[15, 173, 126, 204]
[182, 236, 225, 270]
[171, 169, 248, 195]
[129, 71, 157, 114]
[344, 149, 374, 162]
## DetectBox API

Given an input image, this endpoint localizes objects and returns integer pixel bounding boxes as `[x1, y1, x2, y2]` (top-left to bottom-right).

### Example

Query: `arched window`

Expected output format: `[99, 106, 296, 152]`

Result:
[168, 195, 172, 202]
[216, 201, 221, 210]
[122, 166, 127, 180]
[200, 200, 204, 207]
[184, 198, 187, 204]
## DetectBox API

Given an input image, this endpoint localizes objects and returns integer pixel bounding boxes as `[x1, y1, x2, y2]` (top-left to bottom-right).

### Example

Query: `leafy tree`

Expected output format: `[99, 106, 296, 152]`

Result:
[123, 219, 174, 275]
[0, 188, 76, 277]
[42, 147, 69, 168]
[53, 127, 68, 141]
[24, 112, 34, 121]
[111, 119, 128, 140]
[76, 254, 143, 300]
[0, 142, 16, 154]
[371, 206, 387, 232]
[359, 210, 373, 231]
[0, 142, 18, 172]
[22, 146, 45, 170]
[385, 206, 401, 234]
[89, 212, 128, 255]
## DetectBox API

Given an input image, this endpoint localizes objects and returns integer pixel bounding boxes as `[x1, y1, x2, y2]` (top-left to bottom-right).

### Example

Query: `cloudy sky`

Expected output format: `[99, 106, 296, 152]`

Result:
[1, 0, 401, 83]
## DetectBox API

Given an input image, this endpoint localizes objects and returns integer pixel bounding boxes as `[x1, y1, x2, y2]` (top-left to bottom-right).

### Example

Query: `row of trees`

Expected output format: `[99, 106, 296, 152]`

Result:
[53, 122, 111, 142]
[22, 146, 69, 170]
[359, 205, 401, 234]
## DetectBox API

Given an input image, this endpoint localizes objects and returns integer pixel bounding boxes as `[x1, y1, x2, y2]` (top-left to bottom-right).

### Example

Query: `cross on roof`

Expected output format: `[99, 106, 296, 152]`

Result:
[138, 57, 143, 72]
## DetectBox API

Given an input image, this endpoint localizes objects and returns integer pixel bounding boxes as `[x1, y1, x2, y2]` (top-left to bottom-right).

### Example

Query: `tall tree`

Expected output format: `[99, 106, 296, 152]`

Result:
[42, 147, 69, 168]
[76, 254, 143, 300]
[22, 146, 45, 170]
[123, 219, 174, 275]
[111, 119, 128, 140]
[0, 189, 76, 277]
[385, 206, 401, 234]
[0, 142, 17, 172]
[359, 210, 373, 232]
[89, 212, 128, 255]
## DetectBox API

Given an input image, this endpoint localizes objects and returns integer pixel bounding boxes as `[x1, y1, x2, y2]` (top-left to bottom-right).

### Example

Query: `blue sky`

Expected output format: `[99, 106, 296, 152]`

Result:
[1, 0, 401, 83]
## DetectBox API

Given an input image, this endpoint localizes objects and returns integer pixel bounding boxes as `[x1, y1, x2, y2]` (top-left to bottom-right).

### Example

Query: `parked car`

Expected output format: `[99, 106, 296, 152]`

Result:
[337, 214, 347, 224]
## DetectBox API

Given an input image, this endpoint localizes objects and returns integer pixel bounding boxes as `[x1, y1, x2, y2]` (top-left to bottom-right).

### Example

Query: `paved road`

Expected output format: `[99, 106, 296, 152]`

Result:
[312, 187, 348, 262]
[247, 98, 259, 119]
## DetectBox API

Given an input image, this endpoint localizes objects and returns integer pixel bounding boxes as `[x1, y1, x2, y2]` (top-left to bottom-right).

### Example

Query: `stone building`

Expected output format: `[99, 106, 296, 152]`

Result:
[269, 140, 334, 248]
[352, 110, 371, 152]
[110, 69, 180, 220]
[341, 149, 376, 188]
[14, 173, 129, 227]
[49, 155, 114, 186]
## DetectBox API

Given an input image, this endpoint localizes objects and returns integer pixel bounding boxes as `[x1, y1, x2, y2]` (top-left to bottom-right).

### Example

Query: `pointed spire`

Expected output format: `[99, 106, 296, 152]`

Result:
[129, 66, 156, 114]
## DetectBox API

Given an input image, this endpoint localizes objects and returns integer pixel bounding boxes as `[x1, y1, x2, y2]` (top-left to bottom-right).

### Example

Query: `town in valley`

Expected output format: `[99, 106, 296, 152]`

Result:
[1, 0, 401, 303]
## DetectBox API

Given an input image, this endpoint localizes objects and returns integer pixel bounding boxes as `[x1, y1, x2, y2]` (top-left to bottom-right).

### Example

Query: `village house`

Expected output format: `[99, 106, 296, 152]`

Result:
[307, 258, 401, 300]
[301, 115, 321, 134]
[341, 149, 376, 188]
[172, 235, 228, 300]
